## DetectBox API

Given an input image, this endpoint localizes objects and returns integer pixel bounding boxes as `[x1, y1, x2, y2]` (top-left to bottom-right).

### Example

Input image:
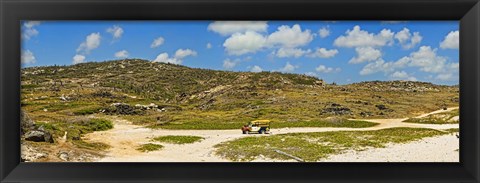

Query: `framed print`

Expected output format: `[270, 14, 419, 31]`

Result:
[1, 0, 479, 182]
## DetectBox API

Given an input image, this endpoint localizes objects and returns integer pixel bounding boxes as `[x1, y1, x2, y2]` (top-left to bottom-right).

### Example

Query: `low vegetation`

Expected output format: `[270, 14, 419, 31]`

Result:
[214, 127, 447, 162]
[147, 119, 378, 130]
[445, 128, 459, 133]
[34, 117, 113, 149]
[136, 143, 164, 152]
[152, 135, 204, 144]
[73, 140, 111, 151]
[20, 59, 459, 157]
[403, 109, 459, 124]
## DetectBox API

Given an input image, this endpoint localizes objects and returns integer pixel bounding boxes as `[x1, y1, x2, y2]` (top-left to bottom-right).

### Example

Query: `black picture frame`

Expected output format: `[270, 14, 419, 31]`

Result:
[1, 0, 479, 182]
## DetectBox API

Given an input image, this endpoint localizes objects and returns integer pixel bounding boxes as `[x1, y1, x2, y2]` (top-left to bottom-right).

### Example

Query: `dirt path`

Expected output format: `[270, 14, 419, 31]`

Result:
[84, 107, 459, 162]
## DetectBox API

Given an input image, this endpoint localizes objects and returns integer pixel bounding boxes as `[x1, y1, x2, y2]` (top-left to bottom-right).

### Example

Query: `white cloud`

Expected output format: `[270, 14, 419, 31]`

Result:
[219, 24, 320, 57]
[76, 32, 101, 54]
[153, 53, 180, 64]
[106, 25, 123, 40]
[334, 25, 394, 48]
[223, 31, 267, 55]
[316, 65, 341, 73]
[394, 28, 422, 49]
[174, 49, 197, 59]
[436, 73, 456, 81]
[223, 58, 239, 69]
[275, 48, 311, 58]
[279, 62, 298, 73]
[440, 30, 459, 49]
[308, 48, 339, 58]
[22, 21, 41, 40]
[407, 46, 447, 73]
[304, 72, 318, 77]
[266, 24, 314, 48]
[349, 47, 382, 64]
[114, 50, 129, 58]
[72, 54, 86, 64]
[359, 58, 408, 75]
[206, 43, 212, 49]
[151, 37, 165, 48]
[318, 26, 330, 38]
[24, 21, 41, 28]
[390, 71, 417, 81]
[208, 21, 268, 36]
[153, 48, 197, 65]
[436, 62, 459, 81]
[449, 62, 459, 70]
[21, 50, 36, 64]
[250, 65, 263, 72]
[359, 46, 457, 77]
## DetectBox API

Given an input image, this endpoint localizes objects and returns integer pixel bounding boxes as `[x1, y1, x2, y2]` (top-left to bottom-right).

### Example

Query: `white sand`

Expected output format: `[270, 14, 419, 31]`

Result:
[321, 134, 459, 162]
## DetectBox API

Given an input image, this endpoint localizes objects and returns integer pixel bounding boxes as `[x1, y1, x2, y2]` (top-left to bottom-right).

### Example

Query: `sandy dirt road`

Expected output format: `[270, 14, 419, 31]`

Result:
[84, 107, 459, 162]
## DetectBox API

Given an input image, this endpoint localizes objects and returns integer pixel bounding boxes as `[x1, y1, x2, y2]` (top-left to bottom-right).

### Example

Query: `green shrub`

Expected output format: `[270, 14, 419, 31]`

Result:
[153, 135, 204, 144]
[136, 143, 163, 152]
[85, 118, 113, 131]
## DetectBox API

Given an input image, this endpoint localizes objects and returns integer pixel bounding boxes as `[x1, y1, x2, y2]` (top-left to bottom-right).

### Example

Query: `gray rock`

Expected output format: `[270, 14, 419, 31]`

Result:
[24, 130, 46, 142]
[24, 130, 54, 143]
[58, 152, 69, 161]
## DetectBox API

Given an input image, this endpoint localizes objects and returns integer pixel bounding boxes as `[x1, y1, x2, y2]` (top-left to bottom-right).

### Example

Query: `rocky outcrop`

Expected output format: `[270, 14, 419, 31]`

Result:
[103, 103, 145, 115]
[375, 104, 394, 112]
[24, 130, 54, 143]
[321, 103, 352, 115]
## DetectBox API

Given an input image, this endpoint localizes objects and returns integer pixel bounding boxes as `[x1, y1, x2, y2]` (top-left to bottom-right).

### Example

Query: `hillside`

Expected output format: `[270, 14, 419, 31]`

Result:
[22, 59, 458, 123]
[22, 59, 323, 101]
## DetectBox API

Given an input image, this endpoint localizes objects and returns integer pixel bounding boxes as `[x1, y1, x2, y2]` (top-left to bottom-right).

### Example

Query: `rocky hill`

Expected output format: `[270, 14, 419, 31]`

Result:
[22, 59, 324, 102]
[21, 59, 458, 126]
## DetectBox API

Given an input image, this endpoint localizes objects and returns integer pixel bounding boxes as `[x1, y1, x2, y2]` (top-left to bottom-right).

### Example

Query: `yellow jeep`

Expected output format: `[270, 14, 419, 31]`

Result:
[241, 120, 271, 134]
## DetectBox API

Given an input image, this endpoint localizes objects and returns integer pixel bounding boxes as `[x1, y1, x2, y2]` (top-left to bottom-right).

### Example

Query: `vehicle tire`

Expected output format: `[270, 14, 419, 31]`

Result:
[242, 131, 246, 134]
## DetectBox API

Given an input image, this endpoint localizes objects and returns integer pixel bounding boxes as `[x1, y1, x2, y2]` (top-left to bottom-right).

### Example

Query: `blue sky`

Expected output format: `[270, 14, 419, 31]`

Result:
[21, 21, 459, 85]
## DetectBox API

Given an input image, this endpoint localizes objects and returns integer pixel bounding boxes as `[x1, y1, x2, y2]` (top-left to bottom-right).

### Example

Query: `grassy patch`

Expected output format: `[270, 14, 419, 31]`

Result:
[148, 118, 377, 130]
[35, 122, 59, 131]
[84, 118, 114, 131]
[214, 127, 446, 162]
[72, 106, 103, 115]
[273, 120, 378, 128]
[403, 109, 459, 124]
[152, 135, 204, 144]
[445, 128, 459, 133]
[136, 143, 163, 152]
[72, 140, 110, 151]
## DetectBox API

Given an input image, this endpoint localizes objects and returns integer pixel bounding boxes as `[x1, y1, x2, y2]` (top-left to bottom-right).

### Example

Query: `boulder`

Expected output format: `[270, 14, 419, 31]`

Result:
[375, 104, 388, 110]
[321, 103, 352, 115]
[105, 103, 144, 115]
[24, 130, 54, 143]
[58, 152, 70, 161]
[321, 107, 352, 115]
